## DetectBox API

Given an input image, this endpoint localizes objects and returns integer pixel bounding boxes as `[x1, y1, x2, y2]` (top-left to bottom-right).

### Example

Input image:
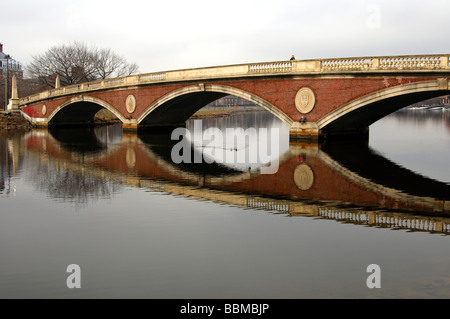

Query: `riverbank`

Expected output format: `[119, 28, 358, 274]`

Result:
[0, 110, 123, 129]
[0, 112, 32, 130]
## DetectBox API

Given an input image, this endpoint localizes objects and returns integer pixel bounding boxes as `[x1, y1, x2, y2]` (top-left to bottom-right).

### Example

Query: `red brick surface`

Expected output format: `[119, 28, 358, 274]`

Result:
[22, 76, 437, 123]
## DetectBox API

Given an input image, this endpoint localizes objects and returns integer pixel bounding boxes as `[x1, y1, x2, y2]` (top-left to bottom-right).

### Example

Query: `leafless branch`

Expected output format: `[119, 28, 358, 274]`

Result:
[26, 42, 140, 87]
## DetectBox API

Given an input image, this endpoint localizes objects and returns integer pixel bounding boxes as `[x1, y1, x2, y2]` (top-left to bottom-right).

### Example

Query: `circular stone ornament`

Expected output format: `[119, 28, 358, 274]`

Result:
[295, 87, 316, 114]
[42, 105, 47, 116]
[293, 164, 315, 190]
[126, 95, 136, 114]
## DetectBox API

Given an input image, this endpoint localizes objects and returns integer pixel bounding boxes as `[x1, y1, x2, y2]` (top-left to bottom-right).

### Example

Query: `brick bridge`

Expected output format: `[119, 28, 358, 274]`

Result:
[23, 128, 450, 214]
[16, 54, 450, 140]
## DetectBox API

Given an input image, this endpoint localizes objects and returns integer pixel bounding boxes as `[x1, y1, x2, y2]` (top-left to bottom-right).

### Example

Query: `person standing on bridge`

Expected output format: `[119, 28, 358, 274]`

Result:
[290, 55, 295, 60]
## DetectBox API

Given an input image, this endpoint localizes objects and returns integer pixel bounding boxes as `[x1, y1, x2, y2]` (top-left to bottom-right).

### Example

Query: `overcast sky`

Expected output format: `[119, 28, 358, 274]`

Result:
[2, 0, 450, 75]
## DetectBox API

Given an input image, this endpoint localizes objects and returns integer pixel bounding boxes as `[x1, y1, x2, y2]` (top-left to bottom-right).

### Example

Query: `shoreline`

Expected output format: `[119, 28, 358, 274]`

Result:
[0, 112, 33, 130]
[0, 107, 265, 130]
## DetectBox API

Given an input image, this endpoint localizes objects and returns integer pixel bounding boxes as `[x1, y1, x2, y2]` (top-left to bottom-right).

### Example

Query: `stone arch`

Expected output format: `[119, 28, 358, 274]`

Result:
[318, 79, 450, 133]
[137, 84, 293, 126]
[48, 96, 127, 125]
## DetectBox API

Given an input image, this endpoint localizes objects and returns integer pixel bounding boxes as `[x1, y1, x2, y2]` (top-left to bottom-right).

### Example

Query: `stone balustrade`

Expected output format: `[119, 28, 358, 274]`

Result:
[379, 56, 443, 69]
[248, 61, 292, 73]
[19, 54, 450, 106]
[322, 55, 448, 71]
[322, 58, 375, 70]
[246, 197, 450, 234]
[139, 72, 166, 82]
[320, 208, 450, 234]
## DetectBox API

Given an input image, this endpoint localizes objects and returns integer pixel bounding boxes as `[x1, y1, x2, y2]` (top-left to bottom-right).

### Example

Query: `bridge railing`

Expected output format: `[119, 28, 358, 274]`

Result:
[248, 61, 293, 73]
[322, 55, 448, 71]
[319, 208, 450, 235]
[322, 57, 375, 70]
[19, 54, 450, 106]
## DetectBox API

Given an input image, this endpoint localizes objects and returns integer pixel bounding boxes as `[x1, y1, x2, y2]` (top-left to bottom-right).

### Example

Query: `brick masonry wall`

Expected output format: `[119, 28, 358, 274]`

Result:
[214, 76, 436, 122]
[22, 76, 438, 124]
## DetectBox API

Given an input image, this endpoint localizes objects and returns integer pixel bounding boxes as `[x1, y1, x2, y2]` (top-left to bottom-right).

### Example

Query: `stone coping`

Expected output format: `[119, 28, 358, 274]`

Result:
[20, 54, 450, 106]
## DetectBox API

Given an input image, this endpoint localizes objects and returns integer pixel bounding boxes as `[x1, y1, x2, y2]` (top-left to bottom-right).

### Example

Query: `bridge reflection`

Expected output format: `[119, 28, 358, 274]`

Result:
[12, 125, 450, 235]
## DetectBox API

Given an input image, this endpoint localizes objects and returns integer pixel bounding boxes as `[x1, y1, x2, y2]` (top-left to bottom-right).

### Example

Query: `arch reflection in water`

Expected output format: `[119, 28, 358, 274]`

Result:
[185, 111, 290, 172]
[18, 119, 450, 235]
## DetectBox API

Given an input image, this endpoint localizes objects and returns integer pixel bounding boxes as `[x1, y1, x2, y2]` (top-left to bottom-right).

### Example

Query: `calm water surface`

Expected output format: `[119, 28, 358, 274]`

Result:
[0, 108, 449, 299]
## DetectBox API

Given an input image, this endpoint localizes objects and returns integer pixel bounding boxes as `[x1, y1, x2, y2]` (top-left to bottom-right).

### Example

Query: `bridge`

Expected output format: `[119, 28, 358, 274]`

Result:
[16, 54, 450, 140]
[22, 127, 450, 215]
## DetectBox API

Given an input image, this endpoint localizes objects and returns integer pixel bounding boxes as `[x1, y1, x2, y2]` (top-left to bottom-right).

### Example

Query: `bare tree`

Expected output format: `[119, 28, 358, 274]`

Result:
[27, 42, 139, 87]
[93, 48, 139, 79]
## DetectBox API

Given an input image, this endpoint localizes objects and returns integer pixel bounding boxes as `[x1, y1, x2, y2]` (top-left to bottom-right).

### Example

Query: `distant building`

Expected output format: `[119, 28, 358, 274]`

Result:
[409, 95, 450, 108]
[1, 43, 24, 109]
[0, 43, 23, 76]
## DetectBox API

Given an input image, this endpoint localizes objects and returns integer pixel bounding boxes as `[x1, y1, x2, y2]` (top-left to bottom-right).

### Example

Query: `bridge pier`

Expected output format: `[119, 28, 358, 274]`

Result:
[122, 122, 187, 133]
[122, 120, 138, 131]
[289, 122, 320, 141]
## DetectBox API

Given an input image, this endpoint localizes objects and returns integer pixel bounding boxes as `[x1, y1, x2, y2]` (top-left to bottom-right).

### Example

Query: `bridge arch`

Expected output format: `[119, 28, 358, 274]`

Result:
[318, 79, 450, 134]
[137, 84, 293, 127]
[48, 96, 127, 125]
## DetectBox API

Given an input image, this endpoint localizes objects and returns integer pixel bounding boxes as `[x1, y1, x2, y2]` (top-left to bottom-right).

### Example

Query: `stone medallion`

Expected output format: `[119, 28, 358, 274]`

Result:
[295, 87, 316, 114]
[293, 164, 314, 190]
[42, 105, 47, 116]
[126, 95, 136, 114]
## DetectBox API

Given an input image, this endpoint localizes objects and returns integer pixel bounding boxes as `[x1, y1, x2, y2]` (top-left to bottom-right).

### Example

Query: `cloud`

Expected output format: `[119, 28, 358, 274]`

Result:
[2, 0, 450, 74]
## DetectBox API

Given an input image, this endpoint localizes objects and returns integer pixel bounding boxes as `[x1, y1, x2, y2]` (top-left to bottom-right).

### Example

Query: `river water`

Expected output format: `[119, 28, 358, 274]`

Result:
[0, 108, 449, 299]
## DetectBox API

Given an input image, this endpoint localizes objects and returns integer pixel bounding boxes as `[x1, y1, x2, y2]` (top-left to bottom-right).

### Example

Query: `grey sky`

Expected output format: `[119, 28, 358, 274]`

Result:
[2, 0, 449, 75]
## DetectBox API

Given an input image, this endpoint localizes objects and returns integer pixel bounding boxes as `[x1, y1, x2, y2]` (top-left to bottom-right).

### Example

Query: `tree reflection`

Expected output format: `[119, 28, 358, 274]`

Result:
[0, 132, 24, 196]
[30, 160, 121, 205]
[25, 125, 123, 205]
